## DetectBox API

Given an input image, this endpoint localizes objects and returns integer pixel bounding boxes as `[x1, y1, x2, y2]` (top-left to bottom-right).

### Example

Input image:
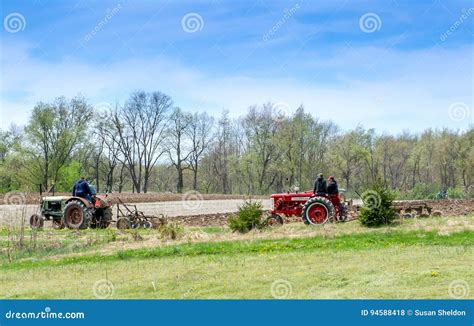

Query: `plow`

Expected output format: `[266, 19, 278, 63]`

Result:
[115, 198, 166, 229]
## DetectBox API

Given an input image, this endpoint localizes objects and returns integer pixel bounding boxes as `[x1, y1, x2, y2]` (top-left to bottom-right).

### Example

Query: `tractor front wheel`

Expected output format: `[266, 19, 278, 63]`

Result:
[302, 197, 335, 225]
[63, 200, 92, 229]
[265, 213, 284, 226]
[29, 214, 44, 229]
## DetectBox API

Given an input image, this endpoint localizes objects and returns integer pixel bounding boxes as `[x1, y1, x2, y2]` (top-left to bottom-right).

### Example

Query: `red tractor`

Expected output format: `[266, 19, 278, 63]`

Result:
[268, 188, 348, 226]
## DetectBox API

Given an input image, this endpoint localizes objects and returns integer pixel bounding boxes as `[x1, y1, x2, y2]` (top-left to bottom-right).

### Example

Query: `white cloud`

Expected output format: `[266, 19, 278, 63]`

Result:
[1, 40, 472, 133]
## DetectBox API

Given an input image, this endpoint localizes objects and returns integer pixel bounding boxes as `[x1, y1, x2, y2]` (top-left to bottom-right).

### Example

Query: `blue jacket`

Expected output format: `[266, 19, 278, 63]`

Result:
[72, 179, 92, 196]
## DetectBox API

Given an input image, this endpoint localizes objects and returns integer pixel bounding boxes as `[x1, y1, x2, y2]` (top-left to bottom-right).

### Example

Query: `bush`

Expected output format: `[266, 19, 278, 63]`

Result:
[409, 182, 438, 200]
[447, 187, 469, 199]
[228, 200, 264, 233]
[158, 222, 184, 240]
[359, 182, 397, 227]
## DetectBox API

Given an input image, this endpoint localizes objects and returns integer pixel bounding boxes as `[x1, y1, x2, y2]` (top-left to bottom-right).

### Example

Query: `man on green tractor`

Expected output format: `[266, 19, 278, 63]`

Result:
[72, 176, 93, 202]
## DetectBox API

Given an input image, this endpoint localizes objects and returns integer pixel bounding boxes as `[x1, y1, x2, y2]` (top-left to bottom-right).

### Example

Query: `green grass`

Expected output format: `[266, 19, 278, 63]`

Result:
[2, 230, 473, 270]
[1, 216, 473, 299]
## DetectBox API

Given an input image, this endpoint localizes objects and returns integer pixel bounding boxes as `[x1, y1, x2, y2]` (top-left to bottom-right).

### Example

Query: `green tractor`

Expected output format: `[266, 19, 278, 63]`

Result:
[29, 184, 113, 229]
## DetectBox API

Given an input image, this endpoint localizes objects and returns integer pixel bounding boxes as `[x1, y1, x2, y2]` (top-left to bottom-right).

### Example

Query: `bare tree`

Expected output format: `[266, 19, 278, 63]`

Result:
[112, 91, 171, 193]
[94, 113, 122, 192]
[187, 112, 214, 190]
[213, 111, 232, 194]
[166, 107, 192, 193]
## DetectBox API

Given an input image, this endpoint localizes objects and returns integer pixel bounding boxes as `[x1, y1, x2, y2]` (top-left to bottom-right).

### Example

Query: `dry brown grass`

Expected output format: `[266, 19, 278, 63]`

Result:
[3, 215, 471, 263]
[0, 192, 267, 205]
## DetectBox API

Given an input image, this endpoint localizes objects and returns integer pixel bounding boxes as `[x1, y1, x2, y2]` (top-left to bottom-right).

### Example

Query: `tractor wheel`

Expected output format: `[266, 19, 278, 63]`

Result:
[29, 214, 44, 229]
[52, 219, 64, 229]
[63, 200, 92, 229]
[302, 197, 334, 225]
[338, 203, 348, 222]
[116, 217, 131, 229]
[97, 207, 113, 229]
[266, 213, 284, 226]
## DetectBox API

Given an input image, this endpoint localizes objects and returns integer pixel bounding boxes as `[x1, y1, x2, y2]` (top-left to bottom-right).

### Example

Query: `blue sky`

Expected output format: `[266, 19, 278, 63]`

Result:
[0, 0, 472, 133]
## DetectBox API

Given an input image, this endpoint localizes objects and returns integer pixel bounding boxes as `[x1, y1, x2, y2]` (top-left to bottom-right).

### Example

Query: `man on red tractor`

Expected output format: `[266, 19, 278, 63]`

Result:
[313, 173, 327, 195]
[327, 175, 340, 207]
[327, 176, 338, 195]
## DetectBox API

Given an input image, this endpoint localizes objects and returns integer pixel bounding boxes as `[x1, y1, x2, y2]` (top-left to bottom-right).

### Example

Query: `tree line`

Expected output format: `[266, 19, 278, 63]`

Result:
[0, 91, 472, 199]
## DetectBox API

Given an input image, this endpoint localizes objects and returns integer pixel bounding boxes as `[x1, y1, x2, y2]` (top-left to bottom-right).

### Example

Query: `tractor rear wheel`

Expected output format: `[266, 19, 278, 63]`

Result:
[94, 207, 113, 229]
[101, 207, 113, 228]
[63, 200, 92, 229]
[29, 214, 44, 229]
[302, 197, 334, 225]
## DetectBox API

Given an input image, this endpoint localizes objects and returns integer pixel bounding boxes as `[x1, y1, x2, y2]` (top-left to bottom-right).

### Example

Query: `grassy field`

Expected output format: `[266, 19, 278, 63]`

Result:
[1, 216, 473, 299]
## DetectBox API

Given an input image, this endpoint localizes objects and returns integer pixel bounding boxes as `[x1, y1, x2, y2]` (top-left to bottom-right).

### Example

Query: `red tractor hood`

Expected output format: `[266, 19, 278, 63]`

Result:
[271, 190, 314, 199]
